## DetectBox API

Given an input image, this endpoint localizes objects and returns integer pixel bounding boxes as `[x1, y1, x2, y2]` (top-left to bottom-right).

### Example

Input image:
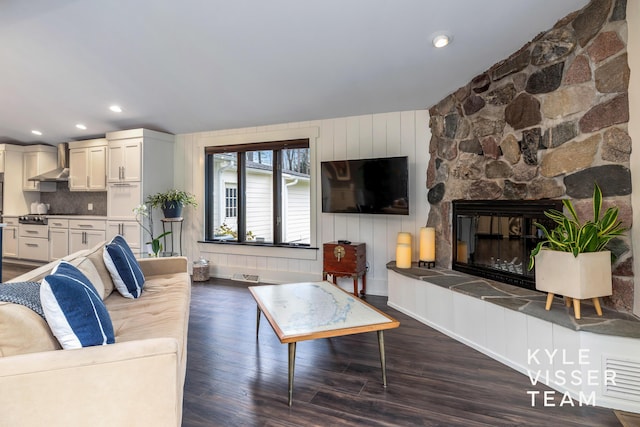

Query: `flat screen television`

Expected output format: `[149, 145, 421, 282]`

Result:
[321, 156, 409, 215]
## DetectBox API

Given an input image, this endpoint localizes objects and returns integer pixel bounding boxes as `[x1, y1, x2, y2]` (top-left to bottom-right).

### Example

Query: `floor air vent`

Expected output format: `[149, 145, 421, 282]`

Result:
[603, 356, 640, 402]
[232, 273, 260, 283]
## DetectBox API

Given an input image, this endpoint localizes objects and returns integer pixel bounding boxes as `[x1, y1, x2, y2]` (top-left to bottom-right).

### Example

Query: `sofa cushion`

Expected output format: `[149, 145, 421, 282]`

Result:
[106, 271, 191, 361]
[84, 241, 115, 299]
[0, 301, 60, 356]
[70, 257, 106, 300]
[103, 235, 145, 299]
[41, 261, 115, 349]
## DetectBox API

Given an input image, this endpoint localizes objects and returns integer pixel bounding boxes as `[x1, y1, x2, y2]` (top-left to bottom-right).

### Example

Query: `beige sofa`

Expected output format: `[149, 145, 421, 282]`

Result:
[0, 242, 191, 427]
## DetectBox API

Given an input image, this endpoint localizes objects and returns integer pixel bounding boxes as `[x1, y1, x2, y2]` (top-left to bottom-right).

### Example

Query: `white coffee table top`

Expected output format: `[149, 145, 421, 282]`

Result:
[249, 281, 399, 343]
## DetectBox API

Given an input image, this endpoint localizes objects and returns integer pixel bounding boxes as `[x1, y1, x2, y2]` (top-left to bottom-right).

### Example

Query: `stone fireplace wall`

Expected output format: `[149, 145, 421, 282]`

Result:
[426, 0, 633, 312]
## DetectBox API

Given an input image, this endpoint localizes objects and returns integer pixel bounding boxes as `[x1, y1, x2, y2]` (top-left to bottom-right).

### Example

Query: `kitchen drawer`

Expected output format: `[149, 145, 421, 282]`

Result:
[19, 237, 49, 262]
[19, 224, 49, 239]
[48, 218, 70, 228]
[69, 219, 106, 231]
[3, 217, 19, 226]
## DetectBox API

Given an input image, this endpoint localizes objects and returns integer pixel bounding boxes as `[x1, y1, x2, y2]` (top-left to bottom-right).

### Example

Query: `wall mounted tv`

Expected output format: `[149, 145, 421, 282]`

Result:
[321, 156, 409, 215]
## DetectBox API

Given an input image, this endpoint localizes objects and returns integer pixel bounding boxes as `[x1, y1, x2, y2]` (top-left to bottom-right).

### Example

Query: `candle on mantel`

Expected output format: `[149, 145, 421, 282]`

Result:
[396, 231, 412, 246]
[419, 227, 436, 267]
[396, 243, 412, 269]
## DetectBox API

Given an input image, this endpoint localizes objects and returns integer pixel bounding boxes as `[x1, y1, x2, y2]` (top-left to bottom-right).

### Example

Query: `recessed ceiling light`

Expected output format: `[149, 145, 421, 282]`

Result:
[433, 34, 450, 48]
[31, 130, 42, 136]
[109, 105, 123, 113]
[76, 124, 87, 130]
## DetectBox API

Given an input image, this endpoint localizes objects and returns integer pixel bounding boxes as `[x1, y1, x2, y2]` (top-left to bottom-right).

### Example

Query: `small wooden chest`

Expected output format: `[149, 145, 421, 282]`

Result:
[322, 242, 366, 296]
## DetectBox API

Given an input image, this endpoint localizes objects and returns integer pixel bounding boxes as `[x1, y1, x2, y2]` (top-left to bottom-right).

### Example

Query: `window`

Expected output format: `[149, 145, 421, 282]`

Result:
[205, 139, 310, 246]
[225, 185, 237, 218]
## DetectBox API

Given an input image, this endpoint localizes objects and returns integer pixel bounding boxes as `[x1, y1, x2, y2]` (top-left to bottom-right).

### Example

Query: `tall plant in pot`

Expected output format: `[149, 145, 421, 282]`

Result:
[146, 189, 198, 219]
[528, 183, 626, 319]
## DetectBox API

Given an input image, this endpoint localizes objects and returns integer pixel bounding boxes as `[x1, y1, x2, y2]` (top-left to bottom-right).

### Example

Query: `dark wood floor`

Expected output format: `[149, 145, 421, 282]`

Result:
[2, 262, 38, 282]
[182, 279, 621, 427]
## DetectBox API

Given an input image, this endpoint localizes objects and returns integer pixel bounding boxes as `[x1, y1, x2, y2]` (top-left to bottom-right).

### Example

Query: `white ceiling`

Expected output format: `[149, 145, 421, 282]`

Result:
[1, 0, 589, 145]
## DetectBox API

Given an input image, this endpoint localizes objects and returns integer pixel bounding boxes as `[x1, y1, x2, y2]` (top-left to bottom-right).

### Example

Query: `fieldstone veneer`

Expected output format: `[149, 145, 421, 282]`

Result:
[426, 0, 634, 312]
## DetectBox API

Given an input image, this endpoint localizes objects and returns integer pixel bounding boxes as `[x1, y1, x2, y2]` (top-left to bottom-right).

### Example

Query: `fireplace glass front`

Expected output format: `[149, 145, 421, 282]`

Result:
[452, 199, 563, 289]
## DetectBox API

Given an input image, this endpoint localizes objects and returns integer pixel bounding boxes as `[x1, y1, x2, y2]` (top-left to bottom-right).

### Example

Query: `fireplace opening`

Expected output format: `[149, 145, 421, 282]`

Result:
[452, 199, 563, 289]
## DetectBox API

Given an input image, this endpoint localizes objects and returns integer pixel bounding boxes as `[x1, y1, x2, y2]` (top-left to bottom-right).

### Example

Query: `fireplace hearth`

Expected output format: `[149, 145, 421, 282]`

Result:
[452, 199, 563, 289]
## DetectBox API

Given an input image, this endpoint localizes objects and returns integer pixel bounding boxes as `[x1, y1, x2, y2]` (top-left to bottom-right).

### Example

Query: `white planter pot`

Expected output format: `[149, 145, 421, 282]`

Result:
[534, 250, 612, 299]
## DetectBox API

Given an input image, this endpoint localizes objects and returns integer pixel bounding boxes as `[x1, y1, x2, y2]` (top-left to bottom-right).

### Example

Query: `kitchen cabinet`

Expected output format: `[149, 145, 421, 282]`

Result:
[69, 219, 106, 253]
[18, 224, 49, 262]
[0, 144, 38, 216]
[107, 182, 142, 220]
[0, 150, 4, 173]
[69, 139, 107, 191]
[106, 129, 175, 245]
[2, 217, 19, 258]
[107, 221, 141, 250]
[107, 138, 142, 182]
[48, 218, 69, 261]
[23, 146, 57, 192]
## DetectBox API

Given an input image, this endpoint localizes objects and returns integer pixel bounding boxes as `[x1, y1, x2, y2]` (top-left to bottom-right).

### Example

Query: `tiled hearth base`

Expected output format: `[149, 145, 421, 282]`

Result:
[387, 263, 640, 413]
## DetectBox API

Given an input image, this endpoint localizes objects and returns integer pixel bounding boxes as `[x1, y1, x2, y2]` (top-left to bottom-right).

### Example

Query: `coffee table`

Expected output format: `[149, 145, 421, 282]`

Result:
[249, 281, 400, 406]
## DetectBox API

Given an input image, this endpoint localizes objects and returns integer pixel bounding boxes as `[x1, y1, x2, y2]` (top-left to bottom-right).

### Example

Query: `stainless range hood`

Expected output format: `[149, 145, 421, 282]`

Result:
[28, 143, 70, 182]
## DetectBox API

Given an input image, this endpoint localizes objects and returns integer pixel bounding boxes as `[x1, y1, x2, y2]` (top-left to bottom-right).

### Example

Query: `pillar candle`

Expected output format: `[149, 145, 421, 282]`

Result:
[396, 243, 412, 269]
[396, 232, 412, 246]
[419, 227, 436, 262]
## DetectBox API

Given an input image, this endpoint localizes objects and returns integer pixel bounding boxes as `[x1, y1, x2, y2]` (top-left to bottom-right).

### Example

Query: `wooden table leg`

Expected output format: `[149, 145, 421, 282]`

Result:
[545, 293, 555, 311]
[256, 306, 261, 339]
[352, 275, 358, 296]
[377, 330, 387, 388]
[361, 273, 366, 297]
[565, 296, 572, 307]
[288, 342, 296, 406]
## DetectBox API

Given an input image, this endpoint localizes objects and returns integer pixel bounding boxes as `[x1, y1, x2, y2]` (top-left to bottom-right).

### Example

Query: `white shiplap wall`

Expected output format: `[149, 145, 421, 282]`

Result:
[174, 110, 430, 296]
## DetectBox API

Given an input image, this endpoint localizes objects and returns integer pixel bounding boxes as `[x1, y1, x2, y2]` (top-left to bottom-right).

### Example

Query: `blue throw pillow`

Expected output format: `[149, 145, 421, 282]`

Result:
[41, 261, 115, 349]
[103, 235, 145, 299]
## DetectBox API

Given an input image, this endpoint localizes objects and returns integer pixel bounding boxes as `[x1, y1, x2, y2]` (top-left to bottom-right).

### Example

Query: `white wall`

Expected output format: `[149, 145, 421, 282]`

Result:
[628, 0, 640, 316]
[174, 110, 430, 295]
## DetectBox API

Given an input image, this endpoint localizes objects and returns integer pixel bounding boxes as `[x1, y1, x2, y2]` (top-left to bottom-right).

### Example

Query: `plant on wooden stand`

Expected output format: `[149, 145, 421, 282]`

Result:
[528, 183, 626, 319]
[146, 189, 198, 218]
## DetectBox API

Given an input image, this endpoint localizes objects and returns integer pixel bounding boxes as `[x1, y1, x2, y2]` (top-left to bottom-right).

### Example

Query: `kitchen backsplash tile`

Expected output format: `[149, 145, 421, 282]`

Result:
[40, 182, 107, 215]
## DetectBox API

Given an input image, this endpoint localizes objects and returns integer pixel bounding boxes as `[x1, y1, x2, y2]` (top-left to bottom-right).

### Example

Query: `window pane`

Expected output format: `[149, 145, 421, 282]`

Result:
[213, 153, 238, 241]
[246, 150, 273, 243]
[225, 185, 237, 218]
[281, 147, 311, 244]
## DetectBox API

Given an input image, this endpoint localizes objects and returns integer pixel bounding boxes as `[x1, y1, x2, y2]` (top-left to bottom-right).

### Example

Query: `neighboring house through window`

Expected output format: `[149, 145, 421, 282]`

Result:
[204, 139, 310, 246]
[225, 185, 237, 218]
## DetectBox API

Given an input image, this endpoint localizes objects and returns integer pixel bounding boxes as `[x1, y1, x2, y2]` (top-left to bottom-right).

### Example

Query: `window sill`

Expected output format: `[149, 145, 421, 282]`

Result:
[197, 240, 319, 260]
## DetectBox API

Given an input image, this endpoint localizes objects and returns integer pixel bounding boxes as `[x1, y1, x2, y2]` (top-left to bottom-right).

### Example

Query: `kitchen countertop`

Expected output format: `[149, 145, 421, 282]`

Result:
[46, 215, 107, 220]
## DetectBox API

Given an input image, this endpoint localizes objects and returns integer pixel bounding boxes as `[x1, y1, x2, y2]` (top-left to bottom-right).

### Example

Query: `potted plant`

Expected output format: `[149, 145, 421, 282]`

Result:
[133, 204, 171, 257]
[146, 189, 198, 218]
[528, 183, 626, 319]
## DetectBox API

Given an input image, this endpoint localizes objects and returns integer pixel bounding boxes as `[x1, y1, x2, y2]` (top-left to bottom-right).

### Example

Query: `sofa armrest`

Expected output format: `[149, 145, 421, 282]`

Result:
[0, 339, 182, 427]
[137, 256, 188, 277]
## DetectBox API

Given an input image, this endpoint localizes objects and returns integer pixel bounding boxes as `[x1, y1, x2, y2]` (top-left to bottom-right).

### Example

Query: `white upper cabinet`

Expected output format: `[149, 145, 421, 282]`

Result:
[22, 146, 57, 192]
[69, 138, 107, 191]
[106, 128, 175, 244]
[108, 138, 142, 182]
[0, 150, 4, 173]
